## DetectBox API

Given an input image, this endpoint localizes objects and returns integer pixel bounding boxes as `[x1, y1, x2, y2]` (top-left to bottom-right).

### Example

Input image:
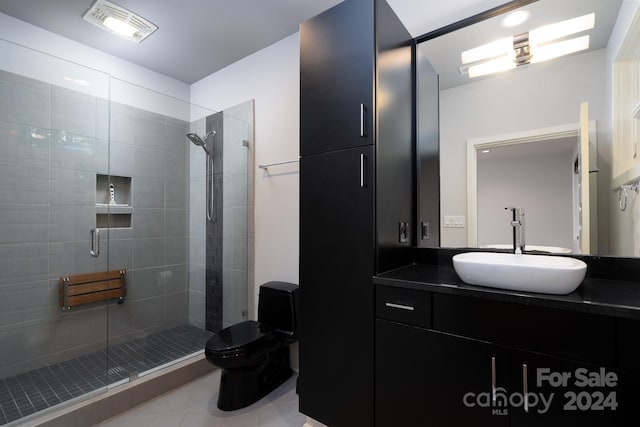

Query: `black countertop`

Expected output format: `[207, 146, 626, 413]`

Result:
[374, 263, 640, 321]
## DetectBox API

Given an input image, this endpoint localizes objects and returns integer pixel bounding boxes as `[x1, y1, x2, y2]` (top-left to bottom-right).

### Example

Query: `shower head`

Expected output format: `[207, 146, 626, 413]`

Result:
[186, 131, 215, 155]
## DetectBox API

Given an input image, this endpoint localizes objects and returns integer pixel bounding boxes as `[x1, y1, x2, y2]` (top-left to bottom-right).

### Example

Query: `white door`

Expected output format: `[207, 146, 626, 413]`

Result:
[576, 101, 595, 254]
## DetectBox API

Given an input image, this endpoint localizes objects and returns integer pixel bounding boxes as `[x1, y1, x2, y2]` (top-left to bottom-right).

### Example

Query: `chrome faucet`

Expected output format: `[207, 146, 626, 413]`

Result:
[506, 207, 525, 254]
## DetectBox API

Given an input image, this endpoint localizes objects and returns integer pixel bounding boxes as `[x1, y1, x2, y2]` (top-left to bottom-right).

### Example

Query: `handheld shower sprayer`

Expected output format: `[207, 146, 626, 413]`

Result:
[186, 130, 216, 222]
[186, 131, 216, 155]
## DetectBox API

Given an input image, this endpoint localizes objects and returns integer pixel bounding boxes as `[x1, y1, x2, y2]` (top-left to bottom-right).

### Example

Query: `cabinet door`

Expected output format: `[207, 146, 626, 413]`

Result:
[615, 368, 640, 424]
[299, 146, 375, 426]
[510, 350, 625, 426]
[300, 0, 375, 156]
[376, 320, 510, 427]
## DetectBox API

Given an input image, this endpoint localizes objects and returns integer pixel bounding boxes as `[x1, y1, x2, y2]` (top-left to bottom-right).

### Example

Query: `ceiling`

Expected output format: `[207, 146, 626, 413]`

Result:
[0, 0, 510, 84]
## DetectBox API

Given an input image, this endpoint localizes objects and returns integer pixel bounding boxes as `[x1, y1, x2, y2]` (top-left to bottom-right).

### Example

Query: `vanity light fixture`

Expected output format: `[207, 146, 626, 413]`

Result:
[532, 35, 590, 63]
[461, 13, 595, 79]
[529, 13, 595, 46]
[83, 0, 157, 43]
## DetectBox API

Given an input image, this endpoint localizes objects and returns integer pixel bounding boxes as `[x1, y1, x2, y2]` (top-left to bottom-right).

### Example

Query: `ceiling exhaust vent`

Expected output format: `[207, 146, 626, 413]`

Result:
[83, 0, 157, 43]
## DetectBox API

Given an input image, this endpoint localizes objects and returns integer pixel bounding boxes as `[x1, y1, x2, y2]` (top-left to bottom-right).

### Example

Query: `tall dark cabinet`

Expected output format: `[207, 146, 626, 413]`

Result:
[298, 0, 413, 425]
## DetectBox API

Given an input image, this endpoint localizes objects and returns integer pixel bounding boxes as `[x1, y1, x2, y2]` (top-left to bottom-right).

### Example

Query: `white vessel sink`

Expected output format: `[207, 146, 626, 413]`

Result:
[452, 252, 587, 295]
[481, 244, 572, 254]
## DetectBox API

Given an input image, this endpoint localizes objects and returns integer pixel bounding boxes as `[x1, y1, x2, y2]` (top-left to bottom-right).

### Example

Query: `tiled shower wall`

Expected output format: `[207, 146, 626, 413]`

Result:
[0, 70, 190, 378]
[205, 112, 223, 332]
[188, 117, 208, 330]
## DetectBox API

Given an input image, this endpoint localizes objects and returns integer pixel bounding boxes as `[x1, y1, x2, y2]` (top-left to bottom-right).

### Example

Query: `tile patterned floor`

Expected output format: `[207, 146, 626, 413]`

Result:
[0, 325, 212, 426]
[99, 370, 304, 427]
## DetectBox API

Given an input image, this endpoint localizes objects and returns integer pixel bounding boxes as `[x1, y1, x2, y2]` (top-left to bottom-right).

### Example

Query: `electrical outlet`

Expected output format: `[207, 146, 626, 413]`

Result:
[421, 222, 430, 240]
[444, 215, 465, 228]
[399, 222, 409, 243]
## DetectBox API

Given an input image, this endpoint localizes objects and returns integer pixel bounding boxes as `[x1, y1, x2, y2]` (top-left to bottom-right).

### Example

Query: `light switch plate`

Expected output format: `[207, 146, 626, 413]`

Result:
[444, 215, 465, 228]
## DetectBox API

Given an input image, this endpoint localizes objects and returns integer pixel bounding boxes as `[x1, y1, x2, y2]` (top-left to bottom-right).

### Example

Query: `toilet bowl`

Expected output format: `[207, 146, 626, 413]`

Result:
[205, 281, 298, 411]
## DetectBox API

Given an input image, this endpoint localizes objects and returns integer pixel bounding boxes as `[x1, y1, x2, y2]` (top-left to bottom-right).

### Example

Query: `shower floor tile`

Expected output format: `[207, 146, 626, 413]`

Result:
[0, 324, 212, 426]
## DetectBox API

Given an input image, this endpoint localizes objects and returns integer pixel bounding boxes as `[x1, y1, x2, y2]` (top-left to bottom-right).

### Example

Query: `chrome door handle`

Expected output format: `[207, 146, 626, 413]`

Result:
[360, 103, 366, 137]
[384, 302, 414, 311]
[360, 153, 365, 187]
[491, 356, 497, 404]
[90, 228, 100, 257]
[523, 363, 529, 413]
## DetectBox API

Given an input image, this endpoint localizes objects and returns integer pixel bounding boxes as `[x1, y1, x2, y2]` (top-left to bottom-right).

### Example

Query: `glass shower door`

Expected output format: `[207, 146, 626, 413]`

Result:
[0, 38, 112, 425]
[222, 102, 253, 329]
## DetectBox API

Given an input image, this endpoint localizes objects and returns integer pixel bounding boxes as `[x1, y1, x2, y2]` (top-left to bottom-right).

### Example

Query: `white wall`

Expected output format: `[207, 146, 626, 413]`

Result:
[0, 12, 191, 118]
[190, 33, 300, 302]
[477, 150, 574, 249]
[190, 33, 300, 373]
[440, 49, 609, 249]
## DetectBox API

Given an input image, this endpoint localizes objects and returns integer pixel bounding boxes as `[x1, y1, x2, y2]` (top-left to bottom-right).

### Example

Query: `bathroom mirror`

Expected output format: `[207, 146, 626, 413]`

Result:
[416, 0, 640, 257]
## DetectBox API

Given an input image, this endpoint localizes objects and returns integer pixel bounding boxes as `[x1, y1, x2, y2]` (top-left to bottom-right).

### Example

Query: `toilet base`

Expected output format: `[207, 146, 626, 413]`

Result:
[217, 346, 292, 411]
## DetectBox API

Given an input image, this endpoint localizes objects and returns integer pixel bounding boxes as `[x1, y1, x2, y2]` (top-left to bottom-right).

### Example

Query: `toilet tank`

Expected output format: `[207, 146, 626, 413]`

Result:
[258, 281, 299, 338]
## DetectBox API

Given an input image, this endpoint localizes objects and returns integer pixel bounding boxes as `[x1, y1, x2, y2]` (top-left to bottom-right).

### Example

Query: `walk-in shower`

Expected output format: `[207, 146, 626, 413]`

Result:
[0, 34, 253, 426]
[187, 131, 216, 221]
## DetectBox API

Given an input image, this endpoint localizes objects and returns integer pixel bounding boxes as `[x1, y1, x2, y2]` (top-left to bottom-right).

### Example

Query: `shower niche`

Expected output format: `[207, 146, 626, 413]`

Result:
[96, 174, 133, 228]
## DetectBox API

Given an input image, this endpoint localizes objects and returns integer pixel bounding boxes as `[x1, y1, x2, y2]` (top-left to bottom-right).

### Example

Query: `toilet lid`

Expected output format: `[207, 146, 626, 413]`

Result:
[206, 320, 274, 354]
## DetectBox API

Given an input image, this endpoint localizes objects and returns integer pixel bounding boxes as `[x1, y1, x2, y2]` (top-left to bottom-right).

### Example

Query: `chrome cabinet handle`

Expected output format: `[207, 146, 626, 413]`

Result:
[385, 302, 414, 311]
[360, 103, 366, 137]
[90, 228, 100, 257]
[360, 153, 365, 187]
[491, 356, 497, 404]
[523, 363, 529, 413]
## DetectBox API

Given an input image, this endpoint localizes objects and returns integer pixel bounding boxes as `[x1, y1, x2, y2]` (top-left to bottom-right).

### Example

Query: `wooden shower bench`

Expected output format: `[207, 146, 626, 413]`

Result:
[59, 270, 127, 312]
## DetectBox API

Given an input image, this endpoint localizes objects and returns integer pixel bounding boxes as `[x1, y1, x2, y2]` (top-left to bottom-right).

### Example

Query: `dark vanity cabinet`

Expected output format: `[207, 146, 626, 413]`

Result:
[299, 0, 374, 156]
[376, 319, 510, 427]
[299, 146, 375, 426]
[375, 286, 640, 427]
[298, 0, 413, 425]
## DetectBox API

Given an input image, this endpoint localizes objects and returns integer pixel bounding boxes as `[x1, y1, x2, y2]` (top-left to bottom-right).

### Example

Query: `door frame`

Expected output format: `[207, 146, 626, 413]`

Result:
[466, 121, 597, 247]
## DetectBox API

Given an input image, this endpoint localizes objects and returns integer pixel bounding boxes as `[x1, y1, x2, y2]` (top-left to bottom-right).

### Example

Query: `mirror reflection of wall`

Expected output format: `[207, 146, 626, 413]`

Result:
[416, 0, 640, 257]
[476, 139, 575, 251]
